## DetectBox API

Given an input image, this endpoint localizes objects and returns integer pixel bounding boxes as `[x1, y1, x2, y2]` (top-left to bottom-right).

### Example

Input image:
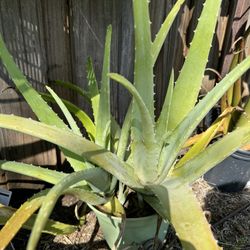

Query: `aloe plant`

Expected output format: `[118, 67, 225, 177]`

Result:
[0, 0, 250, 249]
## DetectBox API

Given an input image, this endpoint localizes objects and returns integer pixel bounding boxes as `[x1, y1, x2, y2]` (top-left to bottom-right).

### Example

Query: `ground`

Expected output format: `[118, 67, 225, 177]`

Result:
[9, 179, 250, 249]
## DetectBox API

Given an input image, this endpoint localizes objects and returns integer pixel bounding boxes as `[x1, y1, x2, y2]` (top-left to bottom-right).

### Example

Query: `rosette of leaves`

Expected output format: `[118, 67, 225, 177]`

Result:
[0, 0, 250, 249]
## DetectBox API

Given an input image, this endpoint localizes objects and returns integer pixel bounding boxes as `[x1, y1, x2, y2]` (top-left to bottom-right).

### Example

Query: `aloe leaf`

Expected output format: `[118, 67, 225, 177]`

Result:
[0, 160, 66, 184]
[146, 183, 221, 249]
[102, 120, 111, 150]
[86, 57, 100, 123]
[152, 0, 185, 63]
[109, 73, 155, 146]
[0, 114, 140, 188]
[96, 197, 125, 217]
[0, 161, 114, 194]
[182, 133, 205, 148]
[220, 94, 228, 113]
[0, 34, 85, 172]
[232, 46, 245, 107]
[95, 25, 112, 148]
[110, 105, 131, 192]
[27, 169, 108, 250]
[117, 104, 132, 160]
[0, 189, 48, 250]
[221, 52, 243, 133]
[176, 120, 222, 169]
[41, 92, 96, 140]
[232, 77, 242, 107]
[0, 204, 77, 235]
[52, 80, 90, 102]
[168, 0, 222, 130]
[109, 73, 158, 182]
[111, 116, 121, 153]
[46, 86, 81, 135]
[0, 35, 65, 127]
[70, 167, 111, 193]
[131, 0, 156, 182]
[0, 160, 89, 190]
[63, 187, 101, 201]
[157, 56, 250, 180]
[227, 55, 239, 106]
[175, 107, 234, 168]
[133, 0, 154, 117]
[156, 69, 174, 141]
[228, 34, 246, 109]
[236, 98, 250, 127]
[171, 125, 250, 184]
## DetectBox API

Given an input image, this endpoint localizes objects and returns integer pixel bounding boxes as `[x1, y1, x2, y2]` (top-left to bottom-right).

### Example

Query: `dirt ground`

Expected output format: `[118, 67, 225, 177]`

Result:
[9, 178, 250, 249]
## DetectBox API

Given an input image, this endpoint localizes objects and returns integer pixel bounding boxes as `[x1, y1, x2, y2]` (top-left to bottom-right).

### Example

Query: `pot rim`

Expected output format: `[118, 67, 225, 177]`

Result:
[232, 149, 250, 160]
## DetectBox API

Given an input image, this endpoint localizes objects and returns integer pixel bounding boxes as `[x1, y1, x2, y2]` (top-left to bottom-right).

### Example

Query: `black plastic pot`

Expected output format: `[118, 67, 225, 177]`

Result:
[204, 149, 250, 192]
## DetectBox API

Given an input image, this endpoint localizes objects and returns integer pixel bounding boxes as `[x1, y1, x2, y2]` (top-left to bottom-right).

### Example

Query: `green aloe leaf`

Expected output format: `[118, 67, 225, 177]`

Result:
[52, 80, 90, 102]
[156, 69, 174, 141]
[27, 169, 108, 250]
[109, 73, 158, 182]
[108, 74, 154, 144]
[146, 183, 221, 250]
[95, 25, 112, 148]
[236, 99, 250, 127]
[41, 92, 96, 140]
[168, 0, 222, 130]
[46, 86, 81, 135]
[0, 114, 140, 189]
[0, 160, 66, 185]
[0, 35, 64, 127]
[87, 57, 121, 147]
[116, 104, 132, 160]
[110, 116, 121, 153]
[86, 57, 100, 124]
[0, 160, 114, 194]
[133, 0, 154, 118]
[152, 0, 185, 63]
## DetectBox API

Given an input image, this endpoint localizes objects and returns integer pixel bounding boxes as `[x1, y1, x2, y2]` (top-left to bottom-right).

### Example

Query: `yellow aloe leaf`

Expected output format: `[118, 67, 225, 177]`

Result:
[176, 107, 235, 168]
[0, 190, 47, 250]
[220, 93, 228, 112]
[221, 113, 232, 135]
[183, 106, 236, 148]
[182, 133, 214, 149]
[220, 52, 240, 112]
[232, 49, 244, 107]
[97, 197, 125, 217]
[232, 78, 242, 107]
[225, 54, 240, 107]
[0, 204, 76, 235]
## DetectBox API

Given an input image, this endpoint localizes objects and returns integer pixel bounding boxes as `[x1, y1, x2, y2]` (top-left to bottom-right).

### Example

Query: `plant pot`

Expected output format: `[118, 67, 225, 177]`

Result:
[204, 149, 250, 192]
[89, 205, 169, 249]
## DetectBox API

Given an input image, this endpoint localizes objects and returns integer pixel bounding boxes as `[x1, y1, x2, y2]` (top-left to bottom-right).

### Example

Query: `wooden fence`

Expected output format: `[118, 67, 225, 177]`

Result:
[0, 0, 249, 189]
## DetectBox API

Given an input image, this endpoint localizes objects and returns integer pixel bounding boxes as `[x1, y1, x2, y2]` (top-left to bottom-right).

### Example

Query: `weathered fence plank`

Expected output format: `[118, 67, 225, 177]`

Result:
[0, 0, 56, 189]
